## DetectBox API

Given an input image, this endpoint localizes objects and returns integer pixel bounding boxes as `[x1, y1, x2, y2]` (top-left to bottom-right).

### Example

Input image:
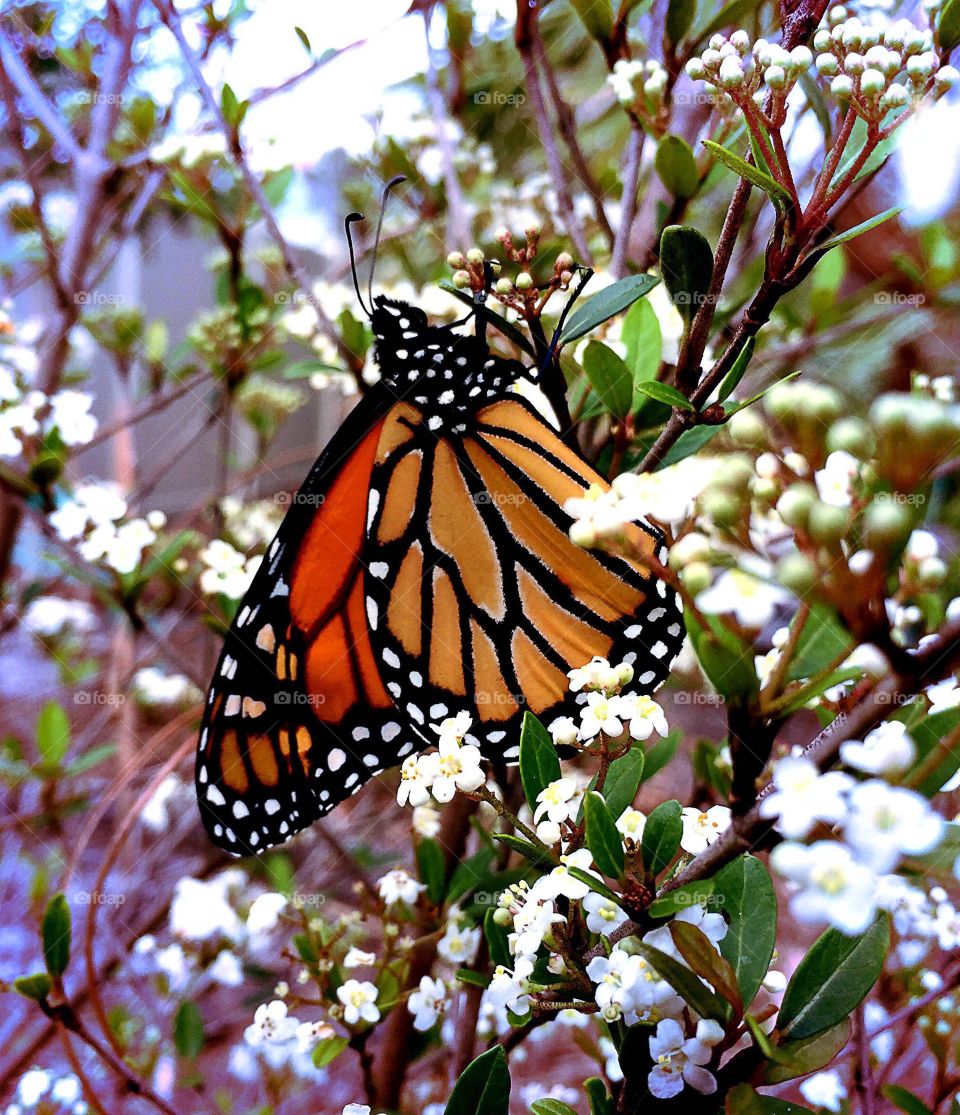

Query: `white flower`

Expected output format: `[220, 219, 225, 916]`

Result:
[799, 1069, 847, 1112]
[535, 848, 596, 901]
[770, 840, 878, 935]
[430, 735, 485, 802]
[642, 903, 727, 962]
[132, 667, 200, 709]
[199, 539, 259, 598]
[437, 921, 481, 964]
[844, 780, 944, 873]
[378, 869, 425, 907]
[209, 950, 244, 987]
[170, 876, 243, 943]
[339, 948, 374, 970]
[840, 721, 916, 775]
[155, 941, 192, 992]
[244, 1000, 299, 1046]
[647, 1018, 723, 1099]
[815, 450, 859, 507]
[49, 482, 126, 540]
[567, 655, 613, 693]
[534, 777, 581, 838]
[485, 961, 532, 1016]
[548, 716, 579, 747]
[49, 1074, 81, 1106]
[508, 887, 565, 959]
[408, 975, 447, 1031]
[46, 390, 97, 446]
[17, 1069, 51, 1106]
[247, 893, 287, 937]
[927, 676, 960, 715]
[599, 1036, 623, 1083]
[696, 567, 790, 628]
[296, 1019, 335, 1053]
[617, 807, 647, 844]
[337, 980, 380, 1025]
[680, 806, 731, 854]
[758, 755, 852, 838]
[932, 899, 960, 949]
[579, 691, 626, 740]
[397, 756, 434, 807]
[22, 596, 96, 637]
[412, 803, 440, 837]
[584, 890, 629, 935]
[615, 693, 669, 740]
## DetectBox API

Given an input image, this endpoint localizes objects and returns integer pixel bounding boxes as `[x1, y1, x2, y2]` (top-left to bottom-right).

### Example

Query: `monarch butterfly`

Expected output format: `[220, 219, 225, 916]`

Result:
[196, 201, 684, 855]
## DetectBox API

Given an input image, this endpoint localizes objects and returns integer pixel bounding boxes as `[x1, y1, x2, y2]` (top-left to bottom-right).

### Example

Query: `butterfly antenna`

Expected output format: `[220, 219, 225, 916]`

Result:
[344, 212, 371, 318]
[541, 265, 593, 374]
[368, 175, 406, 308]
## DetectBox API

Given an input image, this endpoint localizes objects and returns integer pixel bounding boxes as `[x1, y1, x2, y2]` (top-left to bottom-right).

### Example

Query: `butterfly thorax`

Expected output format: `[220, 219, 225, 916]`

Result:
[371, 296, 535, 433]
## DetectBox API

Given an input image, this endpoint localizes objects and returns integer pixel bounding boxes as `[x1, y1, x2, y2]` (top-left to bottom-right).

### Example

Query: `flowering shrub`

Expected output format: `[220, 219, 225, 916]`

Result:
[2, 0, 960, 1113]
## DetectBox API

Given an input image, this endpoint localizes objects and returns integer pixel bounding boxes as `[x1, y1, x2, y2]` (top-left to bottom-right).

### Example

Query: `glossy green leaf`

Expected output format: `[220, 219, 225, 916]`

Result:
[779, 914, 889, 1040]
[882, 1085, 935, 1115]
[621, 297, 662, 404]
[685, 610, 757, 700]
[519, 712, 561, 811]
[484, 908, 512, 968]
[14, 973, 52, 1002]
[670, 920, 741, 1014]
[693, 0, 765, 47]
[636, 941, 728, 1020]
[660, 224, 714, 326]
[908, 710, 960, 797]
[558, 274, 660, 346]
[717, 336, 755, 403]
[656, 135, 699, 199]
[601, 748, 645, 819]
[635, 380, 695, 411]
[585, 1077, 615, 1115]
[786, 605, 853, 682]
[703, 139, 792, 209]
[492, 832, 556, 867]
[532, 1102, 579, 1115]
[648, 877, 716, 919]
[816, 207, 903, 256]
[444, 1045, 511, 1115]
[585, 792, 625, 878]
[666, 0, 697, 44]
[715, 854, 776, 1008]
[641, 728, 681, 782]
[726, 1085, 813, 1114]
[294, 25, 312, 53]
[42, 893, 70, 977]
[940, 0, 960, 49]
[416, 837, 446, 904]
[641, 799, 682, 875]
[568, 0, 613, 41]
[173, 1001, 205, 1058]
[313, 1034, 349, 1068]
[763, 1019, 852, 1084]
[583, 341, 633, 419]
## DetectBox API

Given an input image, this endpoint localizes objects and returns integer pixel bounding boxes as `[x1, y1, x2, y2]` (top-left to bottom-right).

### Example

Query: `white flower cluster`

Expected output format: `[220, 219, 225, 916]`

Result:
[551, 655, 670, 746]
[396, 712, 486, 808]
[7, 1067, 87, 1114]
[686, 31, 812, 102]
[199, 538, 261, 599]
[50, 482, 166, 576]
[812, 11, 958, 113]
[0, 365, 97, 459]
[132, 667, 202, 711]
[762, 748, 946, 935]
[21, 595, 96, 638]
[607, 58, 669, 113]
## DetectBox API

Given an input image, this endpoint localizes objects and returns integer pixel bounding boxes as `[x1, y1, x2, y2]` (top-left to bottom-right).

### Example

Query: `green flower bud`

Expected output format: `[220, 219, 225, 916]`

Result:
[452, 269, 472, 289]
[700, 487, 742, 528]
[466, 247, 485, 266]
[752, 476, 779, 504]
[776, 484, 817, 530]
[827, 417, 874, 458]
[515, 272, 534, 291]
[681, 561, 713, 595]
[777, 552, 819, 596]
[447, 251, 466, 269]
[727, 408, 769, 448]
[862, 499, 913, 550]
[556, 252, 574, 271]
[492, 907, 512, 927]
[808, 501, 849, 547]
[918, 556, 947, 587]
[495, 278, 513, 296]
[713, 454, 755, 493]
[669, 531, 711, 570]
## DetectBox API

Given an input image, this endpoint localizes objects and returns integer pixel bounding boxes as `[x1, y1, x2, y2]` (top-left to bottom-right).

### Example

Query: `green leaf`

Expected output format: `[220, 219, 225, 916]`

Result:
[444, 1045, 511, 1115]
[567, 0, 613, 41]
[717, 336, 755, 403]
[221, 83, 239, 124]
[703, 139, 792, 209]
[585, 792, 625, 878]
[816, 207, 903, 255]
[635, 941, 728, 1020]
[641, 728, 680, 782]
[585, 1077, 615, 1115]
[558, 274, 660, 346]
[670, 920, 741, 1014]
[641, 799, 682, 876]
[456, 967, 492, 989]
[447, 847, 497, 905]
[519, 713, 561, 811]
[648, 877, 715, 918]
[492, 832, 556, 867]
[532, 1102, 579, 1115]
[583, 341, 633, 419]
[635, 380, 695, 411]
[660, 224, 714, 327]
[787, 605, 853, 682]
[883, 1085, 936, 1115]
[656, 135, 699, 199]
[940, 0, 960, 50]
[666, 0, 697, 45]
[173, 1001, 205, 1058]
[726, 1084, 813, 1114]
[294, 25, 312, 53]
[42, 893, 70, 977]
[684, 610, 757, 701]
[652, 424, 723, 469]
[602, 748, 645, 819]
[763, 1019, 851, 1084]
[416, 837, 446, 905]
[779, 914, 889, 1040]
[284, 359, 347, 379]
[621, 297, 661, 403]
[484, 908, 512, 968]
[692, 0, 764, 47]
[313, 1034, 349, 1068]
[568, 865, 619, 903]
[714, 855, 776, 1008]
[907, 710, 960, 797]
[36, 702, 70, 770]
[14, 973, 52, 1002]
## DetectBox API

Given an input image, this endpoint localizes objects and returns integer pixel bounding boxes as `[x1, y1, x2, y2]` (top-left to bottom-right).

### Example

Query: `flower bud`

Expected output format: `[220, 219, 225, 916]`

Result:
[494, 226, 510, 243]
[777, 552, 819, 596]
[492, 907, 512, 927]
[919, 557, 947, 587]
[719, 57, 745, 87]
[681, 561, 713, 594]
[764, 64, 788, 89]
[816, 53, 840, 75]
[807, 501, 849, 547]
[728, 408, 769, 448]
[452, 269, 472, 289]
[752, 476, 779, 503]
[556, 252, 574, 271]
[714, 454, 755, 492]
[843, 52, 865, 75]
[827, 417, 874, 458]
[685, 58, 707, 81]
[569, 520, 596, 547]
[936, 65, 960, 89]
[861, 68, 886, 96]
[700, 487, 742, 528]
[831, 75, 854, 98]
[702, 49, 722, 68]
[777, 484, 817, 530]
[447, 251, 466, 269]
[669, 531, 711, 569]
[813, 29, 832, 51]
[790, 46, 813, 69]
[525, 223, 541, 240]
[495, 278, 513, 296]
[862, 499, 912, 550]
[515, 271, 534, 291]
[880, 84, 910, 108]
[466, 247, 485, 266]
